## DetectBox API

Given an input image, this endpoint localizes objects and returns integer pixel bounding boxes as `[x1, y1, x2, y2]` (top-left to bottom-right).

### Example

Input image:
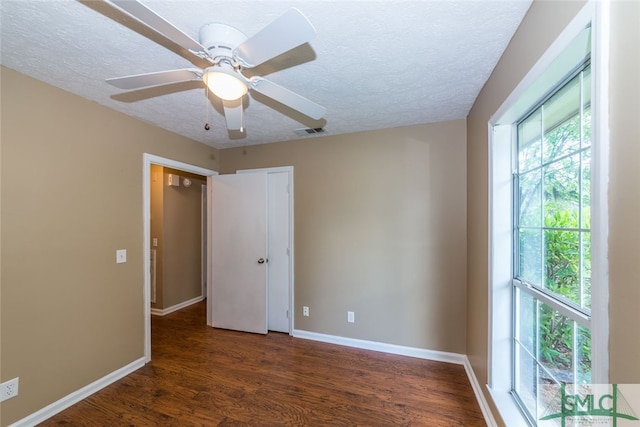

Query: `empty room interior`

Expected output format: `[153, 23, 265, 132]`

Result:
[1, 0, 638, 426]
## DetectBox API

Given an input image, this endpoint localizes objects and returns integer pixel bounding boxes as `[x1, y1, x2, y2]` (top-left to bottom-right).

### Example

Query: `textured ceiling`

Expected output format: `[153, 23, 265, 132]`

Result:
[0, 0, 532, 149]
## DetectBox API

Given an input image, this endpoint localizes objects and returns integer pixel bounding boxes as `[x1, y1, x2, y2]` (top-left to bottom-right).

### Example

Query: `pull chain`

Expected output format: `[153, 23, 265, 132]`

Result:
[204, 85, 211, 131]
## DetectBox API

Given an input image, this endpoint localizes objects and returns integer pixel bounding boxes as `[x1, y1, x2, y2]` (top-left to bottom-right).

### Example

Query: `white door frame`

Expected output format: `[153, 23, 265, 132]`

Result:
[142, 153, 217, 362]
[237, 166, 294, 334]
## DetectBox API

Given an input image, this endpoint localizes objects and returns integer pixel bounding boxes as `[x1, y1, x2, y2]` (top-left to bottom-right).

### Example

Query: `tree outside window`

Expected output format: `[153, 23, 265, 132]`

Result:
[513, 65, 592, 423]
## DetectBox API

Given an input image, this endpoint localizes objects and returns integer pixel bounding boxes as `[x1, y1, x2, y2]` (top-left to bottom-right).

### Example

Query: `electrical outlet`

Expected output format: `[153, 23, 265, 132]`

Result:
[303, 306, 309, 317]
[0, 378, 19, 402]
[347, 311, 355, 323]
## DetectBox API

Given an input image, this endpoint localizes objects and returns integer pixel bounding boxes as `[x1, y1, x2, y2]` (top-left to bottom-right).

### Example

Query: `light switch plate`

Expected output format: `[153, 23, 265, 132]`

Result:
[116, 249, 127, 263]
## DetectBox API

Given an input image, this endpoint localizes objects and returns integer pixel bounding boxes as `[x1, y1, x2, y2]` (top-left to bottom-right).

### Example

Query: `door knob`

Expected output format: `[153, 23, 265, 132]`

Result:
[257, 258, 266, 264]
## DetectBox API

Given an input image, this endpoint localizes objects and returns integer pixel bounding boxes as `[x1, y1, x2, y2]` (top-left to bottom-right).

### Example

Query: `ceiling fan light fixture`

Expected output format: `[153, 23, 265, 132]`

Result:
[203, 65, 247, 101]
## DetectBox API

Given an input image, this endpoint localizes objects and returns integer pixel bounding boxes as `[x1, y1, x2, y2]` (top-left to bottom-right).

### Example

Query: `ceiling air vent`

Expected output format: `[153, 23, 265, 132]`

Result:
[294, 127, 326, 137]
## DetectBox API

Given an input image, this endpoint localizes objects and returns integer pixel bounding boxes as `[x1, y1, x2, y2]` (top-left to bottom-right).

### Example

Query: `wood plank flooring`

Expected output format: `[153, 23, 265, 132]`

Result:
[40, 301, 485, 426]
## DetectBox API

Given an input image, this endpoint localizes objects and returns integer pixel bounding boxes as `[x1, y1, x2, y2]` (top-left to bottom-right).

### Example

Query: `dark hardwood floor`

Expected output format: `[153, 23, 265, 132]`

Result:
[41, 301, 485, 426]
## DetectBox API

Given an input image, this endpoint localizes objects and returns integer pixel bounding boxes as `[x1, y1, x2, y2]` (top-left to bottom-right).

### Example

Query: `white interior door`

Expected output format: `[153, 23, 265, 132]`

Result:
[267, 171, 291, 333]
[210, 173, 268, 334]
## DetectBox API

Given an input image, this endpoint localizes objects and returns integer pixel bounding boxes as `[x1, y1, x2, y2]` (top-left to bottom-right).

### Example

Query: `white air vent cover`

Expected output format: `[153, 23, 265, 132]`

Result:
[294, 128, 326, 137]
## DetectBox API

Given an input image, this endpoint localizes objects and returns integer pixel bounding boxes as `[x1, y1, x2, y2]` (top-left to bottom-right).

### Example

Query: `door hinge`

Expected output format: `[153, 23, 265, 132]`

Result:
[286, 310, 289, 319]
[286, 247, 290, 256]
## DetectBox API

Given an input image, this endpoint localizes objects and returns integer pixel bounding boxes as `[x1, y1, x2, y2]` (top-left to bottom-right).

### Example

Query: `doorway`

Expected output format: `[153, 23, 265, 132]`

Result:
[143, 156, 294, 362]
[143, 154, 217, 362]
[150, 165, 207, 315]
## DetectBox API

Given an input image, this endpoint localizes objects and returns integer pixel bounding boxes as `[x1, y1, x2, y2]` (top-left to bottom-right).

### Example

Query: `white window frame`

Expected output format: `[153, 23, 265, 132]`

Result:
[487, 1, 609, 425]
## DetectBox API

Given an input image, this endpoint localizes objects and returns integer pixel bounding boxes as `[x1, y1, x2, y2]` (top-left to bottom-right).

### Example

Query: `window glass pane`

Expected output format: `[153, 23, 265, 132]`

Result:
[583, 107, 592, 149]
[538, 373, 560, 423]
[518, 109, 542, 172]
[581, 149, 591, 229]
[544, 155, 580, 228]
[515, 342, 538, 419]
[582, 67, 592, 149]
[544, 229, 580, 305]
[581, 232, 591, 309]
[543, 75, 581, 163]
[519, 229, 542, 286]
[538, 303, 574, 385]
[519, 169, 542, 227]
[516, 288, 537, 355]
[577, 324, 592, 384]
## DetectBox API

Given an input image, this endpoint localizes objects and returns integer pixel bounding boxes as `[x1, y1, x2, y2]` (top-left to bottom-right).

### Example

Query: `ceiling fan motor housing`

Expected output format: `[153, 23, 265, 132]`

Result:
[199, 23, 247, 62]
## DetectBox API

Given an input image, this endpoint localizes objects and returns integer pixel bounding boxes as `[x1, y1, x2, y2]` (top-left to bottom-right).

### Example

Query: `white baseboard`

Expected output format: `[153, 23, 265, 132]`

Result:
[292, 329, 466, 365]
[463, 356, 498, 427]
[150, 295, 204, 316]
[10, 357, 145, 427]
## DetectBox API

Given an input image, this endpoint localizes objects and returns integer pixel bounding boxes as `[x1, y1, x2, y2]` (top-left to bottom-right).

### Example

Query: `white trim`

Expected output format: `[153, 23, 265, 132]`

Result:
[487, 123, 514, 393]
[206, 174, 213, 327]
[144, 154, 218, 177]
[150, 295, 205, 316]
[201, 185, 207, 305]
[237, 166, 295, 335]
[463, 357, 499, 427]
[513, 279, 590, 329]
[292, 329, 466, 365]
[143, 153, 217, 362]
[588, 0, 610, 385]
[9, 358, 145, 427]
[237, 166, 293, 174]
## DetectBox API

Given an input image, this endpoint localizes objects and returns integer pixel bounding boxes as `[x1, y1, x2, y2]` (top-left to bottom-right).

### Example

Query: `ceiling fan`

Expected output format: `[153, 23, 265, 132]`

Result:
[104, 1, 326, 133]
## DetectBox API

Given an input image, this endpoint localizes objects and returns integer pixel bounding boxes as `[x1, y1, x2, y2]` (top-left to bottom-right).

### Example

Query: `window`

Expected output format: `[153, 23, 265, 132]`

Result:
[488, 4, 608, 426]
[512, 62, 592, 424]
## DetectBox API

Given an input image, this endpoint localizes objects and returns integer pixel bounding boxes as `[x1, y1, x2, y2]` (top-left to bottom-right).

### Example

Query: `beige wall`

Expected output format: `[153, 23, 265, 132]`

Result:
[607, 0, 640, 383]
[0, 66, 219, 425]
[221, 121, 467, 352]
[467, 0, 640, 424]
[161, 168, 206, 309]
[150, 164, 165, 308]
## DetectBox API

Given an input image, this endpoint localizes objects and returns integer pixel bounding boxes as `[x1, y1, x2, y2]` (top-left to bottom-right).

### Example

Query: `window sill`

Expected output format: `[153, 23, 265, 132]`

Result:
[487, 386, 532, 427]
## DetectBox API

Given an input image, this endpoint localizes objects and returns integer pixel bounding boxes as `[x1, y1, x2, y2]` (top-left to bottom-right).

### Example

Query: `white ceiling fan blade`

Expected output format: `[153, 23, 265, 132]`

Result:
[250, 78, 325, 120]
[109, 0, 206, 54]
[223, 99, 244, 131]
[234, 9, 316, 68]
[106, 68, 202, 90]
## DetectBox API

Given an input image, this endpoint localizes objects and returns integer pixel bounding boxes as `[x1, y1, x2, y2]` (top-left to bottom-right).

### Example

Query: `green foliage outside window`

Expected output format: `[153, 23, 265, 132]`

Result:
[516, 66, 592, 386]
